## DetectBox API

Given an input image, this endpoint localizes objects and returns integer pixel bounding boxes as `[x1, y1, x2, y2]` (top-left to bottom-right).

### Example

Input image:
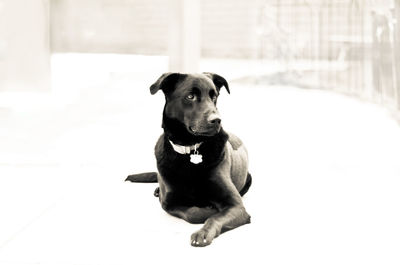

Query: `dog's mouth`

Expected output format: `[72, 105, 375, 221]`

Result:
[188, 125, 220, 137]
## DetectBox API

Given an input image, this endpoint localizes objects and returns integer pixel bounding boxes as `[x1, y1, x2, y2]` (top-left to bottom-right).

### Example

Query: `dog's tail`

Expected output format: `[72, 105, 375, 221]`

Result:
[125, 172, 158, 183]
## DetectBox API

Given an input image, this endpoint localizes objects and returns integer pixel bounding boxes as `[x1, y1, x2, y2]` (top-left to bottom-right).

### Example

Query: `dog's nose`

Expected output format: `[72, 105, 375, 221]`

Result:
[208, 114, 221, 125]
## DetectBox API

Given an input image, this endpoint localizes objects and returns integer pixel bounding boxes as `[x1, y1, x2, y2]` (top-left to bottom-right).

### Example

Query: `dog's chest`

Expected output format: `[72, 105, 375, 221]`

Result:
[160, 163, 216, 206]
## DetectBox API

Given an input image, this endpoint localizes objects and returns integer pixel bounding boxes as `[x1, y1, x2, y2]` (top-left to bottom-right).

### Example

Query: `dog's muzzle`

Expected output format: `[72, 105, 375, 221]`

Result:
[189, 113, 221, 136]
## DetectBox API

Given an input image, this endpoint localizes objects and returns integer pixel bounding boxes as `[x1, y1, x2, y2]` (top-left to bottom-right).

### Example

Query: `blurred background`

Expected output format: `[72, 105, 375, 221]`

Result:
[1, 0, 400, 106]
[1, 1, 400, 264]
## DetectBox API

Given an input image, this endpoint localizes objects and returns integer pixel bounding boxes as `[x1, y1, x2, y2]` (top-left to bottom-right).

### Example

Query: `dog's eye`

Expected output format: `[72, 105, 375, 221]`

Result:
[212, 95, 217, 102]
[186, 93, 196, 100]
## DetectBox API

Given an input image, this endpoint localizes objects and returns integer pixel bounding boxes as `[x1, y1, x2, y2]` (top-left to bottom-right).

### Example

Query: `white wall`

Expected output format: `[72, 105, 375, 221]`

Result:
[0, 0, 51, 91]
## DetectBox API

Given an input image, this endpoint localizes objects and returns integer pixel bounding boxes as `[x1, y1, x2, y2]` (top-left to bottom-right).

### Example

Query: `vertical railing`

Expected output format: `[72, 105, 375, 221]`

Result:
[258, 0, 400, 118]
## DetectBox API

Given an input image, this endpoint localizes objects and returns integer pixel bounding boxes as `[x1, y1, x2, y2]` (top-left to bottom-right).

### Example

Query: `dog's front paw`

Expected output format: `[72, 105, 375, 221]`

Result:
[190, 228, 216, 247]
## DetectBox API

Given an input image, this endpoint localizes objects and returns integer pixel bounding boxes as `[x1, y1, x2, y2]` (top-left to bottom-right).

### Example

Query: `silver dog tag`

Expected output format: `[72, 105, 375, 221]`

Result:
[190, 152, 203, 164]
[190, 145, 203, 164]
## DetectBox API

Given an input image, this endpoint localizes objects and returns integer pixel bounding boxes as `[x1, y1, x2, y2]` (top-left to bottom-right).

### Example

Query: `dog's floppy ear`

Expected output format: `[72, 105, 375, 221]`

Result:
[150, 73, 184, 95]
[203, 72, 230, 94]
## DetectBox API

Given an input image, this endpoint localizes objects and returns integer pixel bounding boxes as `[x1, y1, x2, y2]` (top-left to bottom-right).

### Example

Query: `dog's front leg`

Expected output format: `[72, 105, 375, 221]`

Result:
[190, 176, 251, 247]
[190, 204, 250, 246]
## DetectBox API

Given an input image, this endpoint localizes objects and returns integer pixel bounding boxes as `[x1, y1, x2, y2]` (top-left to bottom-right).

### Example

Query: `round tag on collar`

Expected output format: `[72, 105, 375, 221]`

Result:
[190, 151, 203, 164]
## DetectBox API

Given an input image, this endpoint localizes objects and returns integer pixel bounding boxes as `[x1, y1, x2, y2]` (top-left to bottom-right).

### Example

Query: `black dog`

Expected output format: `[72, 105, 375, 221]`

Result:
[126, 72, 252, 247]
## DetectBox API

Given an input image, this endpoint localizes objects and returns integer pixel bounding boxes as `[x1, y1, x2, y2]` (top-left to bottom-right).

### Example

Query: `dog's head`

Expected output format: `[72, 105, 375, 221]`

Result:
[150, 72, 229, 137]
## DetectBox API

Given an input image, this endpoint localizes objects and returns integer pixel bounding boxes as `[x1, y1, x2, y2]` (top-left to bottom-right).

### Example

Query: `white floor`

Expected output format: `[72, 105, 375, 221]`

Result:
[1, 55, 400, 265]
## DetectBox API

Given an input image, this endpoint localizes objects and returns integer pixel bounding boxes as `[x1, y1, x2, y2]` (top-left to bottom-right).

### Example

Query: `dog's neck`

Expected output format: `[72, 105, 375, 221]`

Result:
[162, 113, 229, 165]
